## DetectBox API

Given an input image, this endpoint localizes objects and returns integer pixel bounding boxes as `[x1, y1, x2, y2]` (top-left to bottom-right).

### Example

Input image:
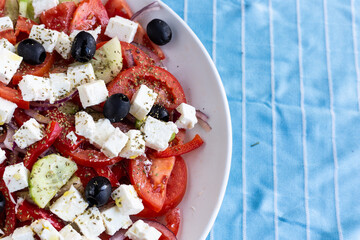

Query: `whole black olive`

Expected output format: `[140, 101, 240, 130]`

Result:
[0, 192, 5, 214]
[103, 93, 131, 123]
[148, 104, 169, 122]
[85, 176, 112, 207]
[147, 19, 172, 46]
[71, 31, 96, 62]
[17, 39, 46, 65]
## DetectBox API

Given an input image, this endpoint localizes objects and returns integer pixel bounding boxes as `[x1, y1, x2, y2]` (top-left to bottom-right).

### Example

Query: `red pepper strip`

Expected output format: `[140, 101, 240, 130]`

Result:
[151, 134, 204, 158]
[0, 83, 30, 109]
[0, 181, 16, 236]
[24, 121, 62, 169]
[76, 165, 97, 187]
[54, 141, 123, 168]
[16, 200, 65, 231]
[94, 166, 119, 187]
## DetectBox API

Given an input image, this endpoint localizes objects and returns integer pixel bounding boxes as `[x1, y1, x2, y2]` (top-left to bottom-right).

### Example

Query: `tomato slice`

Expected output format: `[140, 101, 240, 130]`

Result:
[12, 52, 55, 85]
[0, 83, 29, 109]
[107, 66, 186, 110]
[0, 0, 5, 17]
[76, 165, 97, 187]
[69, 0, 109, 32]
[0, 29, 16, 45]
[133, 25, 166, 60]
[15, 16, 38, 42]
[129, 156, 175, 212]
[104, 0, 132, 19]
[40, 1, 77, 35]
[94, 166, 119, 187]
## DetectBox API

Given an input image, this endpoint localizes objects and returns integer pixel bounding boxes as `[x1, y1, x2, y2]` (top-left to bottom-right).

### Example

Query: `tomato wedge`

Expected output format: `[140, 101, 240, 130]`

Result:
[0, 83, 29, 109]
[133, 25, 166, 60]
[15, 16, 38, 42]
[0, 29, 16, 45]
[94, 166, 119, 187]
[104, 0, 132, 19]
[0, 0, 5, 17]
[107, 66, 186, 110]
[13, 108, 31, 127]
[76, 165, 97, 187]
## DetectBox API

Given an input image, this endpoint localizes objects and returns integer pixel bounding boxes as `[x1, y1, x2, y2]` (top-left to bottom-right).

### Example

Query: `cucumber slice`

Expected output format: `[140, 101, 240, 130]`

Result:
[91, 37, 123, 84]
[19, 0, 28, 17]
[29, 154, 78, 208]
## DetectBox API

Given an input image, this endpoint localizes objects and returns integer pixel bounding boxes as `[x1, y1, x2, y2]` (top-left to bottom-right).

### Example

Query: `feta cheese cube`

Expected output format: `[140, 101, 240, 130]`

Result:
[125, 220, 161, 240]
[140, 116, 178, 151]
[13, 118, 44, 149]
[0, 49, 23, 85]
[12, 226, 35, 240]
[49, 73, 71, 103]
[1, 236, 12, 240]
[111, 185, 144, 215]
[50, 185, 89, 222]
[0, 148, 6, 165]
[31, 219, 63, 240]
[29, 24, 59, 52]
[90, 118, 115, 148]
[66, 131, 78, 145]
[18, 75, 51, 101]
[67, 63, 96, 88]
[101, 127, 128, 158]
[59, 225, 82, 240]
[70, 26, 102, 42]
[120, 130, 145, 159]
[74, 207, 106, 238]
[77, 80, 108, 108]
[55, 32, 72, 59]
[0, 97, 17, 125]
[0, 38, 15, 52]
[101, 205, 132, 235]
[129, 85, 158, 120]
[75, 111, 96, 139]
[32, 0, 59, 18]
[0, 16, 13, 31]
[175, 103, 198, 129]
[105, 16, 138, 43]
[3, 162, 30, 192]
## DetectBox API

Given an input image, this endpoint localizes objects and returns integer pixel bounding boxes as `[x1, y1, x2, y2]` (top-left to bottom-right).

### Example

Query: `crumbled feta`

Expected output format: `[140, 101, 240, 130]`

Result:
[0, 49, 23, 85]
[74, 207, 106, 238]
[0, 38, 15, 52]
[3, 162, 30, 193]
[129, 85, 158, 120]
[0, 148, 5, 165]
[31, 219, 63, 240]
[66, 131, 78, 145]
[18, 75, 52, 102]
[125, 220, 162, 240]
[59, 225, 82, 240]
[29, 24, 60, 52]
[90, 118, 115, 148]
[70, 26, 102, 42]
[0, 16, 13, 31]
[67, 63, 96, 88]
[13, 118, 44, 149]
[50, 185, 89, 222]
[12, 226, 35, 240]
[0, 97, 17, 125]
[111, 185, 144, 215]
[141, 116, 178, 151]
[101, 127, 128, 158]
[105, 16, 138, 43]
[75, 111, 96, 139]
[55, 32, 72, 59]
[175, 103, 198, 129]
[32, 0, 59, 18]
[101, 205, 132, 235]
[77, 80, 108, 108]
[120, 130, 145, 159]
[49, 73, 71, 104]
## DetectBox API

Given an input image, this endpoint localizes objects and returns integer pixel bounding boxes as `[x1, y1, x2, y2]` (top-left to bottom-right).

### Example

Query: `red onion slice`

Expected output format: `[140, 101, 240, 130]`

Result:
[196, 110, 212, 132]
[110, 229, 127, 240]
[4, 126, 15, 150]
[130, 1, 160, 22]
[30, 90, 79, 110]
[124, 49, 135, 68]
[24, 109, 51, 124]
[131, 42, 165, 68]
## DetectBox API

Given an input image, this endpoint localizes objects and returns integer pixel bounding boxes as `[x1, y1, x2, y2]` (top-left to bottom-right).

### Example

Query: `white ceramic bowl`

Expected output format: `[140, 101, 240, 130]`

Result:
[127, 1, 232, 239]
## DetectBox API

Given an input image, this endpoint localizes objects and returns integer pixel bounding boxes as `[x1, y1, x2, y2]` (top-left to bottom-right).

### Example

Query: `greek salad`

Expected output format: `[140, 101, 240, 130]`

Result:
[0, 0, 210, 239]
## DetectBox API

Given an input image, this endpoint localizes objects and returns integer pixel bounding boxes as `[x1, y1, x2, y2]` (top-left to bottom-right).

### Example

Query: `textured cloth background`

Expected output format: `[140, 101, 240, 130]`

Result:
[163, 0, 360, 239]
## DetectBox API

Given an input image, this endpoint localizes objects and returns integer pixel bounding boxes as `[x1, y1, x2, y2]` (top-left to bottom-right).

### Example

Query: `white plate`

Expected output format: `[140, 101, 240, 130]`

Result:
[127, 1, 233, 239]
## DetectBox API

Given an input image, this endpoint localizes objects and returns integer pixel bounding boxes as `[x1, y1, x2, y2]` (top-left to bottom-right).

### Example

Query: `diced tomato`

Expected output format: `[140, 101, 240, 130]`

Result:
[12, 52, 56, 85]
[94, 166, 119, 187]
[76, 165, 97, 187]
[170, 129, 186, 147]
[15, 16, 38, 42]
[133, 25, 166, 60]
[40, 1, 77, 35]
[0, 0, 5, 17]
[13, 108, 31, 127]
[0, 181, 16, 236]
[69, 0, 109, 32]
[165, 208, 181, 236]
[0, 83, 30, 109]
[107, 66, 186, 110]
[0, 29, 16, 44]
[111, 163, 127, 181]
[129, 156, 175, 212]
[104, 0, 132, 19]
[23, 121, 62, 169]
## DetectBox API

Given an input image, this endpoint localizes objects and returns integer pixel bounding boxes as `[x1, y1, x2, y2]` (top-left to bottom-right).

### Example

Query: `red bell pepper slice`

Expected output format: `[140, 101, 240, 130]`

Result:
[151, 134, 204, 158]
[94, 166, 119, 187]
[75, 165, 97, 187]
[0, 83, 29, 109]
[0, 181, 16, 236]
[23, 121, 62, 169]
[16, 200, 64, 231]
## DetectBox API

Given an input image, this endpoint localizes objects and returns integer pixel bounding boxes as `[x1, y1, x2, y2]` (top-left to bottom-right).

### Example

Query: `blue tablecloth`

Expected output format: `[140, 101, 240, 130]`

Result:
[163, 0, 360, 239]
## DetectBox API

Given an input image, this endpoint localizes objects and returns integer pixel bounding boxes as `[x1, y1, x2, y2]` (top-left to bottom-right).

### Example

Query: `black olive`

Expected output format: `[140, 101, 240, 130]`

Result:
[85, 176, 112, 207]
[71, 31, 96, 62]
[17, 39, 46, 65]
[103, 93, 131, 123]
[147, 19, 172, 46]
[0, 192, 5, 214]
[148, 104, 169, 122]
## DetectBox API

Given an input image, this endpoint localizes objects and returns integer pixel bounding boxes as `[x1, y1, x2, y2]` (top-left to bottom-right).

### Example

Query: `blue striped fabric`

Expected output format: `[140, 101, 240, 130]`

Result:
[163, 0, 360, 239]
